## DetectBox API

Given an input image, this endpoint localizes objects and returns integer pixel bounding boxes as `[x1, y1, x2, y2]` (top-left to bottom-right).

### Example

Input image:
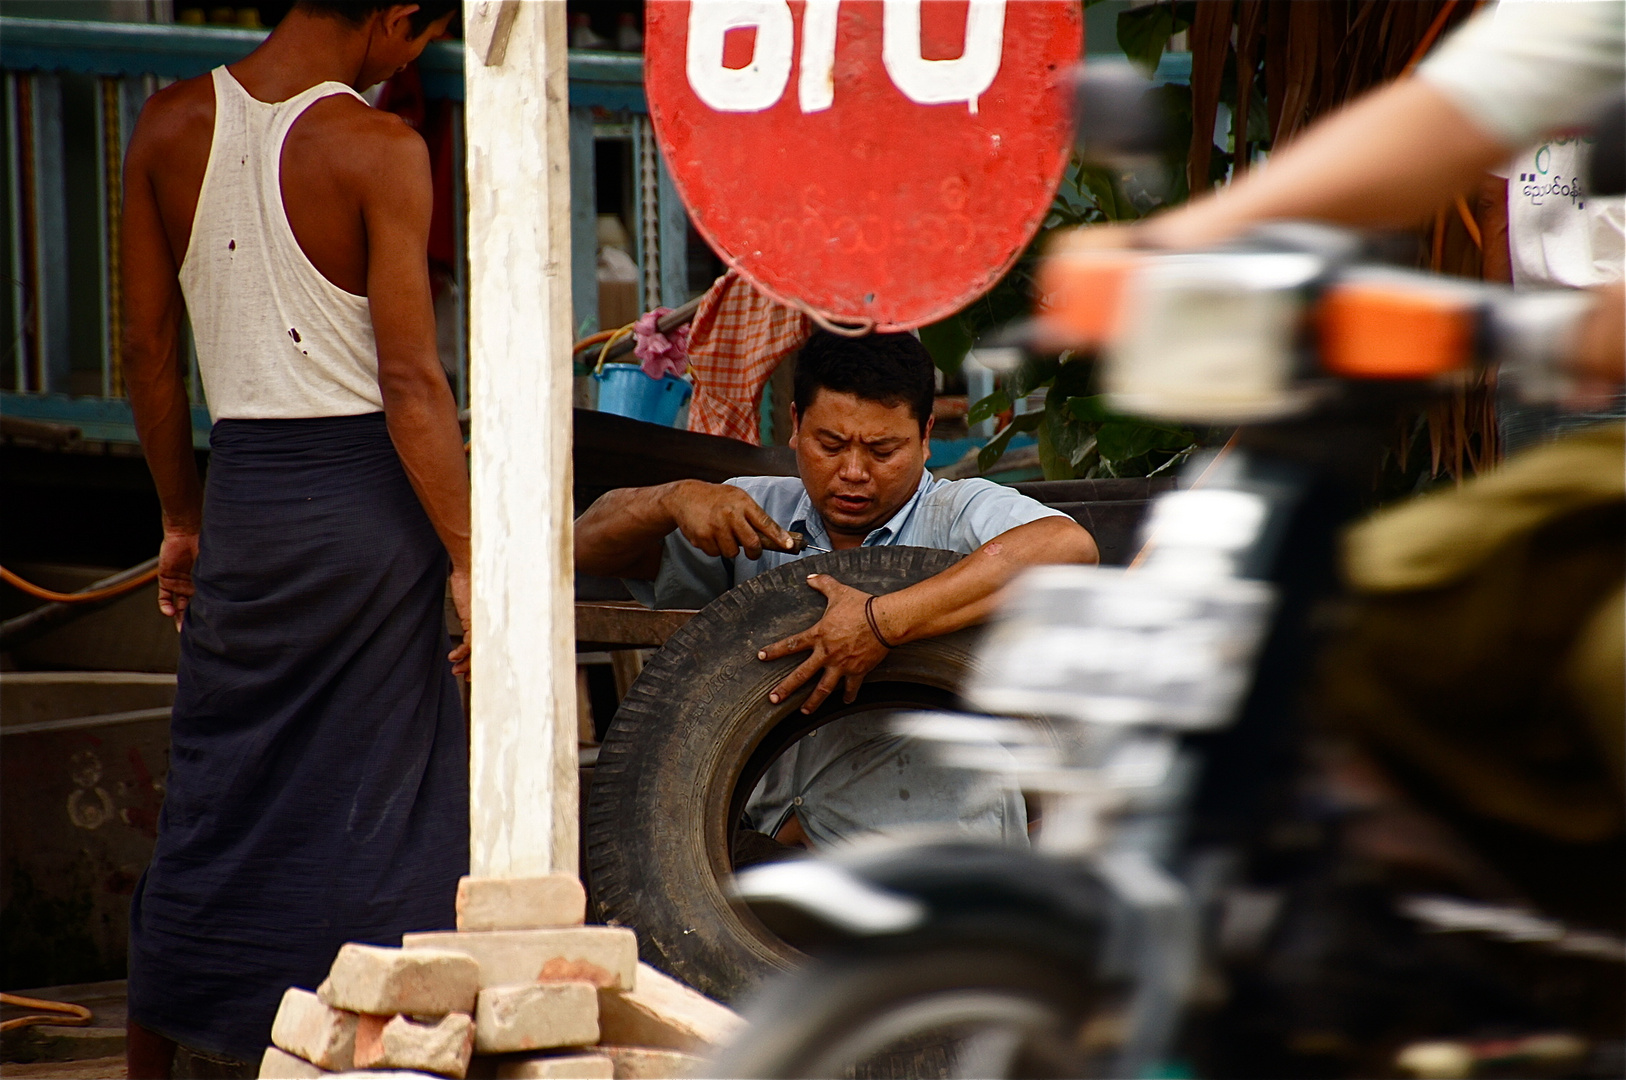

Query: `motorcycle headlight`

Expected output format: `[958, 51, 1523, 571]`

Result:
[1104, 252, 1326, 423]
[967, 564, 1276, 730]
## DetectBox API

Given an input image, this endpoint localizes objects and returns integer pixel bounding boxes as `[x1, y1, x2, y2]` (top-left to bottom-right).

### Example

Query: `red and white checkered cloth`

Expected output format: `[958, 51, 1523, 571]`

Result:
[686, 271, 811, 444]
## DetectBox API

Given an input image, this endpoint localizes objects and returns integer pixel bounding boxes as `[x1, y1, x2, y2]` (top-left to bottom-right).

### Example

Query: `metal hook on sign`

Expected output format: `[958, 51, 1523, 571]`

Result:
[802, 304, 876, 338]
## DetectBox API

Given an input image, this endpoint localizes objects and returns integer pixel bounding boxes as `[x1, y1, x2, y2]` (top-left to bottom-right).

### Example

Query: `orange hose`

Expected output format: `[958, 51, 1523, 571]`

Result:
[572, 328, 618, 353]
[1, 563, 159, 604]
[1401, 0, 1460, 77]
[0, 993, 92, 1032]
[1453, 193, 1483, 250]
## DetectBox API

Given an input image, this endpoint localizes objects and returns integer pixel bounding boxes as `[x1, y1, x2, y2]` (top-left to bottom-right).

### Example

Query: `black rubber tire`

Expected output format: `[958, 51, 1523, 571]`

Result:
[584, 546, 977, 1002]
[710, 946, 1094, 1079]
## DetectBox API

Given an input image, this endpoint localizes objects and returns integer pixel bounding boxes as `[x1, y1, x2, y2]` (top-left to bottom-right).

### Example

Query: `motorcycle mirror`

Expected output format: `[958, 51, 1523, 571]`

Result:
[1072, 61, 1174, 161]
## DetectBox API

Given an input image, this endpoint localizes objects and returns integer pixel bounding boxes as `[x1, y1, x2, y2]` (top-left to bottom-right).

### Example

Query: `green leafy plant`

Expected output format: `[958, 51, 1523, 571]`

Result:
[929, 150, 1201, 480]
[921, 151, 1198, 480]
[915, 2, 1215, 481]
[1115, 0, 1193, 77]
[965, 350, 1196, 480]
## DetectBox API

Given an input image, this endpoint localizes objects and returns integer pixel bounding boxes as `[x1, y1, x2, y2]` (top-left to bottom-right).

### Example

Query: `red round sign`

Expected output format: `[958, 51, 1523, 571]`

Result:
[645, 1, 1082, 332]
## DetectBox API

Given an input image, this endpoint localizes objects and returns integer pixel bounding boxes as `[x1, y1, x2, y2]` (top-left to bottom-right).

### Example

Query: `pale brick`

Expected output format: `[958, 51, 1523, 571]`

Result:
[596, 963, 742, 1053]
[317, 943, 480, 1016]
[352, 1012, 475, 1079]
[269, 987, 357, 1071]
[599, 1046, 704, 1079]
[258, 1045, 329, 1078]
[496, 1054, 615, 1079]
[456, 875, 586, 931]
[402, 927, 637, 991]
[475, 981, 599, 1053]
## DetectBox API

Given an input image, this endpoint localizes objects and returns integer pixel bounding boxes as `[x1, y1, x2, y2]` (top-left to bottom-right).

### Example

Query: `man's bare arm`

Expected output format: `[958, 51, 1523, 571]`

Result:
[875, 516, 1098, 643]
[575, 483, 690, 581]
[122, 97, 204, 626]
[761, 516, 1098, 713]
[1126, 80, 1512, 250]
[359, 119, 472, 670]
[575, 479, 795, 581]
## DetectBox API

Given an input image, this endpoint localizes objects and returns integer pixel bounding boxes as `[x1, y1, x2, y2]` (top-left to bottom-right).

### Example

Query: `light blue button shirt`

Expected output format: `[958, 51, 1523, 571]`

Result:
[629, 470, 1067, 611]
[626, 469, 1067, 849]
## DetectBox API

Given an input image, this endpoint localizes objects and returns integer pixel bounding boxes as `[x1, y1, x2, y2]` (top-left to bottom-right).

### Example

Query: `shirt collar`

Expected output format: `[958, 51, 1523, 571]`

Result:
[789, 469, 933, 550]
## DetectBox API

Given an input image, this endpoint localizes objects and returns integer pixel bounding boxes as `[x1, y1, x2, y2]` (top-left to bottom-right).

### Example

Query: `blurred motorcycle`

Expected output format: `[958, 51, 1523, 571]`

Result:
[710, 215, 1623, 1078]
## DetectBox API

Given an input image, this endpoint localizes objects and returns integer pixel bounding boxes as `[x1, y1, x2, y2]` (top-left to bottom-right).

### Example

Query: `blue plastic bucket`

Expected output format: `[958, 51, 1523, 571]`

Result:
[593, 364, 693, 427]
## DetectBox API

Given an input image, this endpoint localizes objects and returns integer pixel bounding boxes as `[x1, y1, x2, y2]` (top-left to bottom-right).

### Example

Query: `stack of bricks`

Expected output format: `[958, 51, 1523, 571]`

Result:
[258, 875, 742, 1079]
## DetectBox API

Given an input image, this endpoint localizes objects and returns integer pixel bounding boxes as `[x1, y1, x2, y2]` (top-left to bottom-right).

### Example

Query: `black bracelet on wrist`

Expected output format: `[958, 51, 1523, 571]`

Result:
[865, 593, 898, 649]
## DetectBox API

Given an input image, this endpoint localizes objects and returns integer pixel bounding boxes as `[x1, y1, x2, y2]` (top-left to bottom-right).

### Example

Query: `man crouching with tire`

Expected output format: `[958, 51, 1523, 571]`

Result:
[575, 330, 1099, 849]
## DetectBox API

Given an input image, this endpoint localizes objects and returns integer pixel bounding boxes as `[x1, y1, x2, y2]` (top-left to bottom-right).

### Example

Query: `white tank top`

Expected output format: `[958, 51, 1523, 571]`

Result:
[178, 67, 384, 420]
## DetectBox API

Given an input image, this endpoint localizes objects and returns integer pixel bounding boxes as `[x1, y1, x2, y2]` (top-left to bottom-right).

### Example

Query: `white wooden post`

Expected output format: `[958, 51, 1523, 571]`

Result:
[464, 0, 578, 877]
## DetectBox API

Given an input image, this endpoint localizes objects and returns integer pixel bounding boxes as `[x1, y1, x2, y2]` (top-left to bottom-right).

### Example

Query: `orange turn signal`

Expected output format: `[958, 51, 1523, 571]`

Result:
[1036, 248, 1146, 348]
[1319, 282, 1475, 379]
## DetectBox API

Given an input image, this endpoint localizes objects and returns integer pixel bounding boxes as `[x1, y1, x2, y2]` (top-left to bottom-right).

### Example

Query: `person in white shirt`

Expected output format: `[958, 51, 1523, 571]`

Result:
[1473, 1, 1626, 451]
[1069, 0, 1625, 396]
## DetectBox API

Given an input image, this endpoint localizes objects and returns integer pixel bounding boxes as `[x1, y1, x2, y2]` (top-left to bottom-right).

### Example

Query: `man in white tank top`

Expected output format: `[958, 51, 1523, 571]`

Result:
[121, 3, 462, 1074]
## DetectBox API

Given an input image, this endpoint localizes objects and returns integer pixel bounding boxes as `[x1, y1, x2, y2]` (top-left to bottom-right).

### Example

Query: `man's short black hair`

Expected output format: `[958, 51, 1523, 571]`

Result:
[792, 330, 936, 435]
[298, 1, 457, 38]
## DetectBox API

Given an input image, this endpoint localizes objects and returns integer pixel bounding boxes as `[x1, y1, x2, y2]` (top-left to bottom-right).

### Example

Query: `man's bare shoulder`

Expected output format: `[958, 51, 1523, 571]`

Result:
[128, 72, 214, 163]
[297, 94, 430, 174]
[288, 95, 431, 214]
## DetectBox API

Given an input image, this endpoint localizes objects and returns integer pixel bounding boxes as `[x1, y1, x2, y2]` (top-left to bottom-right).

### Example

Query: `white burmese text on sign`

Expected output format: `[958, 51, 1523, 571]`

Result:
[685, 0, 1008, 115]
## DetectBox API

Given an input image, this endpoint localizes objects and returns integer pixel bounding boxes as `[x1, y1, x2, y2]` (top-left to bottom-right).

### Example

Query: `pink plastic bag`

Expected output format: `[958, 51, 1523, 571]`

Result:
[634, 307, 691, 380]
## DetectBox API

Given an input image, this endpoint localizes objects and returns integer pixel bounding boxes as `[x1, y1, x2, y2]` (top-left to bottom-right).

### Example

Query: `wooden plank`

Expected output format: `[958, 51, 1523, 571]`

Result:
[572, 408, 797, 513]
[609, 648, 645, 701]
[463, 0, 519, 66]
[1009, 477, 1178, 504]
[465, 0, 577, 878]
[575, 602, 696, 650]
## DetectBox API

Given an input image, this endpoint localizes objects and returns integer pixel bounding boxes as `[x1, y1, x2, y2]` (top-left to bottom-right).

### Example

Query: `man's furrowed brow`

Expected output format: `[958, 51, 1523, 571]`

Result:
[814, 428, 908, 447]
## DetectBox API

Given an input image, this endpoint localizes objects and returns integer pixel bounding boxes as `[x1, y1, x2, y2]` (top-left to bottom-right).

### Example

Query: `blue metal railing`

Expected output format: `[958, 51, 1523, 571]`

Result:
[1, 18, 1187, 447]
[0, 17, 671, 446]
[0, 17, 648, 108]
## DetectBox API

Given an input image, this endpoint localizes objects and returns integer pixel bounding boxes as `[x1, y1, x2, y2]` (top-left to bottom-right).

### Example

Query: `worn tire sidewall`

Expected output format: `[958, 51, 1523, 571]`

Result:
[585, 547, 977, 1001]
